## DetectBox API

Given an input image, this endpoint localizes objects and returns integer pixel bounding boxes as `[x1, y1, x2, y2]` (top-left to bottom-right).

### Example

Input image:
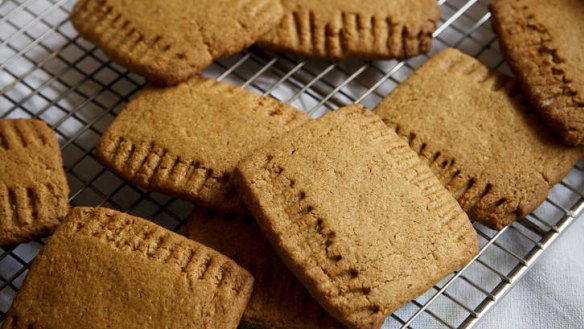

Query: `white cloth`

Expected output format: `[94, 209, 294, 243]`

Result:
[476, 217, 584, 329]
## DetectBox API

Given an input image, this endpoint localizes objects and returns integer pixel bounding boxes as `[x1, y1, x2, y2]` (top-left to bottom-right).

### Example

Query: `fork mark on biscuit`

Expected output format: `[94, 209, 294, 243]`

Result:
[195, 256, 214, 280]
[66, 208, 251, 294]
[267, 4, 437, 59]
[492, 0, 584, 144]
[127, 141, 154, 175]
[0, 131, 8, 150]
[387, 120, 504, 221]
[12, 122, 29, 148]
[7, 188, 18, 223]
[26, 187, 38, 223]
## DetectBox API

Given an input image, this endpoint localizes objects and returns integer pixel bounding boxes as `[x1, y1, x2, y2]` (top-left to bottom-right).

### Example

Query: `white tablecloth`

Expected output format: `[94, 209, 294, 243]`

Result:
[476, 216, 584, 329]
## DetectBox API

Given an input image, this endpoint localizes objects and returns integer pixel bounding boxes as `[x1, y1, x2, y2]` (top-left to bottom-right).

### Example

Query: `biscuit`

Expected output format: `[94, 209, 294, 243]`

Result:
[2, 207, 254, 329]
[373, 48, 583, 230]
[95, 76, 310, 215]
[71, 0, 283, 85]
[0, 119, 69, 247]
[186, 207, 346, 329]
[232, 105, 479, 329]
[257, 0, 440, 60]
[491, 0, 584, 145]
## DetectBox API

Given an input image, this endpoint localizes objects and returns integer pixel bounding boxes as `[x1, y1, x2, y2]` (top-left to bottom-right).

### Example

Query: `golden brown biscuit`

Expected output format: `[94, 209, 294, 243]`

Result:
[186, 207, 346, 329]
[257, 0, 440, 59]
[491, 0, 584, 145]
[0, 119, 69, 247]
[233, 105, 478, 329]
[71, 0, 284, 85]
[374, 48, 583, 230]
[2, 207, 254, 329]
[95, 76, 310, 215]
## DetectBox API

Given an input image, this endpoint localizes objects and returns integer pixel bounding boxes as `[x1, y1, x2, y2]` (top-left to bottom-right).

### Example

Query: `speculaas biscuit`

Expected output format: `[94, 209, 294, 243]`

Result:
[186, 207, 346, 329]
[0, 119, 69, 247]
[71, 0, 284, 85]
[491, 0, 584, 145]
[374, 48, 583, 230]
[257, 0, 440, 60]
[2, 207, 254, 329]
[95, 76, 310, 215]
[232, 105, 479, 328]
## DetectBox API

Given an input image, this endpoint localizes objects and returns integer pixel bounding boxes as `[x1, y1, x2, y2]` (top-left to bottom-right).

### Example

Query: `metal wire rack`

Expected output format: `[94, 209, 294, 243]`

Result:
[1, 0, 583, 328]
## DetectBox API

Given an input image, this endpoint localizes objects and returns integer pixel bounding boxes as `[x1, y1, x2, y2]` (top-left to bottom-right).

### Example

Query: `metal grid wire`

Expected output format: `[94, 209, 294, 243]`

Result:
[1, 0, 583, 328]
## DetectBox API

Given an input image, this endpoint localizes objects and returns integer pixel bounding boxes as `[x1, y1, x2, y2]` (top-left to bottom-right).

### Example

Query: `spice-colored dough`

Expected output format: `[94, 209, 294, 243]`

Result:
[491, 0, 584, 145]
[187, 207, 346, 329]
[0, 119, 69, 246]
[2, 207, 254, 329]
[257, 0, 440, 59]
[233, 105, 478, 329]
[374, 48, 583, 230]
[71, 0, 284, 85]
[96, 76, 310, 215]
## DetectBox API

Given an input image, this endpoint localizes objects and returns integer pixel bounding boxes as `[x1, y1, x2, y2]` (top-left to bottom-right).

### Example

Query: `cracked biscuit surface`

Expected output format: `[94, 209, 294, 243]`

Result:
[491, 0, 584, 145]
[71, 0, 283, 85]
[233, 105, 478, 329]
[0, 119, 69, 247]
[257, 0, 440, 60]
[374, 48, 583, 230]
[2, 207, 254, 329]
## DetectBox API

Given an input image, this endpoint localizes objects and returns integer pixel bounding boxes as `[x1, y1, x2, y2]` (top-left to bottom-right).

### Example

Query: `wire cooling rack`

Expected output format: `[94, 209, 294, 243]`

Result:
[1, 0, 583, 328]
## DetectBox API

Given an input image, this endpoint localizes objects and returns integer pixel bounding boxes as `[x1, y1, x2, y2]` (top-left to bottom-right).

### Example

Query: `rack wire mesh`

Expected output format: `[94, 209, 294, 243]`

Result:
[1, 0, 583, 328]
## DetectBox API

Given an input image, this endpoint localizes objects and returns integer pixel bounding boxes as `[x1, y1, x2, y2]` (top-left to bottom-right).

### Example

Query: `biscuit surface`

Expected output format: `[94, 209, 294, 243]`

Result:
[2, 207, 254, 329]
[71, 0, 283, 85]
[0, 119, 69, 246]
[257, 0, 440, 59]
[186, 208, 346, 329]
[374, 48, 583, 230]
[96, 76, 310, 215]
[491, 0, 584, 145]
[233, 105, 478, 329]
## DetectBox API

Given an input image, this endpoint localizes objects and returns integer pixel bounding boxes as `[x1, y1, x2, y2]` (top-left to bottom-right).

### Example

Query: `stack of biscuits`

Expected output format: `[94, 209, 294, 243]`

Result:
[1, 0, 582, 328]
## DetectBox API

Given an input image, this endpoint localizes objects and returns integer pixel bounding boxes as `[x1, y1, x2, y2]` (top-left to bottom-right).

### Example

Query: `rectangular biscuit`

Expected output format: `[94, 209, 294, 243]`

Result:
[2, 207, 254, 329]
[95, 76, 310, 215]
[232, 105, 479, 329]
[373, 48, 583, 230]
[0, 119, 70, 247]
[186, 207, 346, 329]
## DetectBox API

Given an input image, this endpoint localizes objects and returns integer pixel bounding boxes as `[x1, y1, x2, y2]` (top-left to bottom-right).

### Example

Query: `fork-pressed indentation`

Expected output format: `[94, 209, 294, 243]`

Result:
[289, 205, 313, 222]
[12, 123, 30, 148]
[464, 183, 493, 212]
[444, 169, 462, 187]
[74, 0, 192, 74]
[127, 141, 155, 174]
[400, 26, 409, 57]
[411, 169, 436, 187]
[195, 256, 214, 280]
[69, 209, 249, 294]
[272, 7, 434, 58]
[389, 124, 507, 222]
[492, 0, 583, 144]
[99, 137, 228, 201]
[0, 131, 8, 150]
[26, 187, 38, 220]
[7, 188, 18, 221]
[292, 10, 308, 49]
[282, 190, 306, 208]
